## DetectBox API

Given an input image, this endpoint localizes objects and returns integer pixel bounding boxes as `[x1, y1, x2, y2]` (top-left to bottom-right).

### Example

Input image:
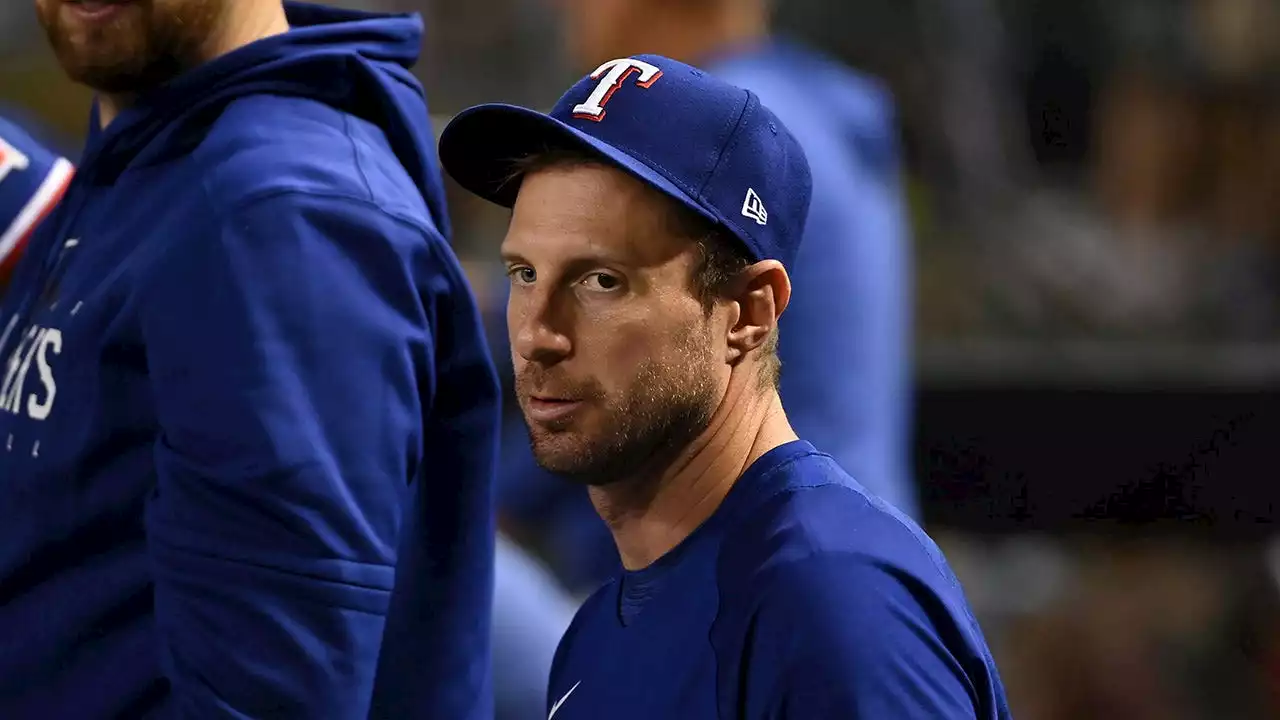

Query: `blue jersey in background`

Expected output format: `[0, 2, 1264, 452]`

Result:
[711, 39, 916, 519]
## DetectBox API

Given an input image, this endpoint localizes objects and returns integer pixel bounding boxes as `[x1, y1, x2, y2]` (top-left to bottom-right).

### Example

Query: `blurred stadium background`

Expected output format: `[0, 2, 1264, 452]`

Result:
[5, 0, 1280, 717]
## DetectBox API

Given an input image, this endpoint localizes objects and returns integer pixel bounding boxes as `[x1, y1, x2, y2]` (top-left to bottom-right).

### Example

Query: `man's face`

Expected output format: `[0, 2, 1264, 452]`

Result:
[503, 163, 725, 486]
[552, 0, 641, 72]
[35, 0, 225, 94]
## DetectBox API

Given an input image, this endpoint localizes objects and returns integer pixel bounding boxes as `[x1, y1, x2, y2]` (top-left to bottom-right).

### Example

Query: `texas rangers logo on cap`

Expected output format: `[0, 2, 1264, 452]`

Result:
[571, 58, 665, 122]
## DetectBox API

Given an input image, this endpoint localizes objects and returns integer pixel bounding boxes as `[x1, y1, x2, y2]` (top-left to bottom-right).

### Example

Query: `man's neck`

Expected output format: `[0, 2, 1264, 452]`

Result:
[99, 2, 290, 128]
[612, 3, 768, 69]
[590, 374, 798, 571]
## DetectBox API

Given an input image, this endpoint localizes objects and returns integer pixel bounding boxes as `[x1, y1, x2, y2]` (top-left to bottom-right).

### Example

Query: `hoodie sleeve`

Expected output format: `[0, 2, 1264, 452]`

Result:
[0, 118, 73, 287]
[139, 189, 443, 718]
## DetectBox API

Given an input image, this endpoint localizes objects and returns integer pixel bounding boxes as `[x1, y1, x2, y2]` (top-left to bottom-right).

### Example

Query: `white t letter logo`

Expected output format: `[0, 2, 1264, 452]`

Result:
[0, 135, 31, 185]
[572, 58, 663, 122]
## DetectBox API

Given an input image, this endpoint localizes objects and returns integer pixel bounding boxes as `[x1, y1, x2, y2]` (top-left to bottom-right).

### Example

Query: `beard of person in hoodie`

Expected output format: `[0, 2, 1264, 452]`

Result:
[35, 0, 289, 125]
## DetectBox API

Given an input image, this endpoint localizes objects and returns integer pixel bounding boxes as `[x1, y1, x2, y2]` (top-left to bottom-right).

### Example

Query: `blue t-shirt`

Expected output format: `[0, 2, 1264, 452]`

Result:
[547, 441, 1010, 719]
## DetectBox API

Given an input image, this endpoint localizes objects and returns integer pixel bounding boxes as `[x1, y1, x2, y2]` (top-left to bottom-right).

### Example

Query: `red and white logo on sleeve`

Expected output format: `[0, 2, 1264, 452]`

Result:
[0, 134, 74, 279]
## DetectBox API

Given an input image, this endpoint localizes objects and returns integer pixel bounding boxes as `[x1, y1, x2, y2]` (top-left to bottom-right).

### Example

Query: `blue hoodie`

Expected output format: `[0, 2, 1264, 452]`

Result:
[0, 4, 498, 719]
[493, 40, 916, 594]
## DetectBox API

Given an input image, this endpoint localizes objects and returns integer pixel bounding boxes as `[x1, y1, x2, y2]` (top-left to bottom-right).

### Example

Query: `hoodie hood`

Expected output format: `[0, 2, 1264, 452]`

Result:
[83, 1, 448, 236]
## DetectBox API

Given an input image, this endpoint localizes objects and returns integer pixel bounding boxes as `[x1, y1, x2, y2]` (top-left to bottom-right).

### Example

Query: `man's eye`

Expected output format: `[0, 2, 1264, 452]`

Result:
[509, 267, 536, 284]
[581, 273, 621, 292]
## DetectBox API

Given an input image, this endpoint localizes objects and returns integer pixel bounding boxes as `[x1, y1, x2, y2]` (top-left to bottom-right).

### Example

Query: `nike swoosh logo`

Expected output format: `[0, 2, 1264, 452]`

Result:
[548, 680, 581, 719]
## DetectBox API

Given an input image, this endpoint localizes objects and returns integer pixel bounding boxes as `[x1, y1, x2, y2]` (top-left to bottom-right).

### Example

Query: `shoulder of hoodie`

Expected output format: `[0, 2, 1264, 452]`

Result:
[192, 93, 441, 238]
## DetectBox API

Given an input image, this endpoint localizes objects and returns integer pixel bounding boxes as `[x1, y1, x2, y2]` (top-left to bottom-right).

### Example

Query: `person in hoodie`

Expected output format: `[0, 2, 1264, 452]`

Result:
[494, 0, 917, 595]
[0, 2, 499, 718]
[0, 114, 73, 292]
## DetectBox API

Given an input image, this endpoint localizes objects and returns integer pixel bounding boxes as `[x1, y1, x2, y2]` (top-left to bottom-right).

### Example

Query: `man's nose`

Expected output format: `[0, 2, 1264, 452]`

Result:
[510, 290, 572, 365]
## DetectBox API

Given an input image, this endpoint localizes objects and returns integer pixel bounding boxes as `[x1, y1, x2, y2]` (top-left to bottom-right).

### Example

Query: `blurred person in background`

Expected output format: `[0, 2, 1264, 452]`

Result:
[0, 115, 71, 291]
[494, 0, 916, 596]
[0, 1, 499, 717]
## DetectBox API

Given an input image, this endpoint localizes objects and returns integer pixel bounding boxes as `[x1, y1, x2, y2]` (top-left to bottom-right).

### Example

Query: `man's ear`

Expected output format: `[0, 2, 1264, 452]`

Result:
[725, 260, 790, 361]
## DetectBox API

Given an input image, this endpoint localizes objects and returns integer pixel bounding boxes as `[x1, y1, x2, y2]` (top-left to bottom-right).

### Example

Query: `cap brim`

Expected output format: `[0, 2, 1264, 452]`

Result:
[438, 103, 718, 225]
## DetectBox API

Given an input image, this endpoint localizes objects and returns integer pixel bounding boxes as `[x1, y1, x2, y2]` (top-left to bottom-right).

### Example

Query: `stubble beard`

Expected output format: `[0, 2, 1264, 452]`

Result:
[518, 334, 721, 488]
[38, 0, 225, 95]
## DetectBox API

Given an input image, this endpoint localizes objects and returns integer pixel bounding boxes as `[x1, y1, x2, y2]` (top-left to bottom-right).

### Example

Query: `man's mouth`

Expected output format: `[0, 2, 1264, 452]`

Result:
[65, 0, 136, 20]
[525, 396, 585, 424]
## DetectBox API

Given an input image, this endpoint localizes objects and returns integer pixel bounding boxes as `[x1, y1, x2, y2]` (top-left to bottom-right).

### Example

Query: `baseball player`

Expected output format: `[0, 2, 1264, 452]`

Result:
[1, 2, 498, 717]
[439, 55, 1009, 718]
[498, 0, 917, 595]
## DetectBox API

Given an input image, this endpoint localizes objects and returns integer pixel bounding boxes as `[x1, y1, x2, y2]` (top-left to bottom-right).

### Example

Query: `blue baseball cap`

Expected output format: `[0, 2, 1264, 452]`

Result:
[438, 54, 812, 269]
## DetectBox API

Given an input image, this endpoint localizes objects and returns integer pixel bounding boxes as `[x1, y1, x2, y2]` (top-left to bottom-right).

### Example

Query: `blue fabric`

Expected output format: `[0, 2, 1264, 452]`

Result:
[439, 54, 813, 270]
[0, 116, 70, 279]
[0, 4, 498, 718]
[492, 535, 577, 720]
[547, 442, 1010, 719]
[710, 39, 917, 519]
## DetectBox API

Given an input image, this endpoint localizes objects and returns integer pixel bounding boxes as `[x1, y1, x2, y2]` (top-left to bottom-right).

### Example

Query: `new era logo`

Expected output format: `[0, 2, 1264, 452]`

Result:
[741, 188, 767, 226]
